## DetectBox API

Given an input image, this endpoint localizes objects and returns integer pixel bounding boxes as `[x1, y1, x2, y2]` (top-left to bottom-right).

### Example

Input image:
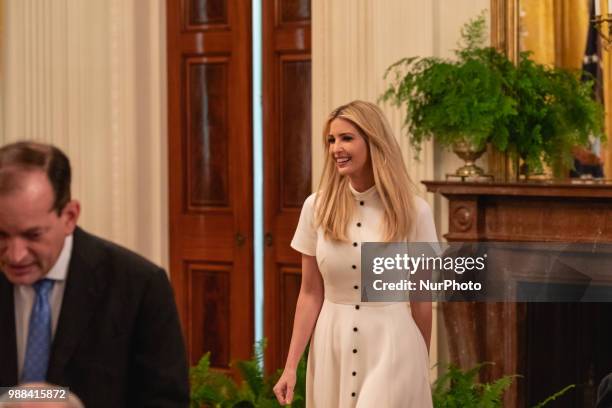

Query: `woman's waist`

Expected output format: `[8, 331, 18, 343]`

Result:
[324, 284, 412, 307]
[323, 296, 407, 308]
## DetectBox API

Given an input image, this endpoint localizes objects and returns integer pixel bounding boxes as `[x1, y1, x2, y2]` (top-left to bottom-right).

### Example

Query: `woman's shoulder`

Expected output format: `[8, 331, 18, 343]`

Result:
[412, 195, 432, 216]
[297, 192, 319, 217]
[411, 194, 438, 242]
[302, 192, 318, 208]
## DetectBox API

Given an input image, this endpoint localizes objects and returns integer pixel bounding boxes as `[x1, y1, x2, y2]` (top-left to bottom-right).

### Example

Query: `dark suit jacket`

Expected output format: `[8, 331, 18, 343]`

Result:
[0, 227, 189, 407]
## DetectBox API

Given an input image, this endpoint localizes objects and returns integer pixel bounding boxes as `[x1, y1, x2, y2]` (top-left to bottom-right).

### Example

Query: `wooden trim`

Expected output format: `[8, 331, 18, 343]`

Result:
[424, 180, 612, 198]
[167, 0, 254, 369]
[263, 0, 311, 373]
[489, 0, 519, 181]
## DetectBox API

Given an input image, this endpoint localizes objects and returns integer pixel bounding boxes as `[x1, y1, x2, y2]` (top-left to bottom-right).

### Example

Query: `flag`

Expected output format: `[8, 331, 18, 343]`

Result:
[582, 0, 604, 102]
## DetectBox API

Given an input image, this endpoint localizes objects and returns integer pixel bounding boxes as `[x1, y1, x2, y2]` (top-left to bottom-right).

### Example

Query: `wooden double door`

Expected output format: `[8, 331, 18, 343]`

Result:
[167, 0, 312, 372]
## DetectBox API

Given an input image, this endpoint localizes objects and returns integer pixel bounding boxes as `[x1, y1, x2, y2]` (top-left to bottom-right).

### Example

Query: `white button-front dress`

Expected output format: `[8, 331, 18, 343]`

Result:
[291, 183, 437, 407]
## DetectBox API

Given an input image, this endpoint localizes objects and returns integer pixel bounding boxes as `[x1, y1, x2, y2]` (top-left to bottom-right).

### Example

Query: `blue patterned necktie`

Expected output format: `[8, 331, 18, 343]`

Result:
[21, 278, 54, 382]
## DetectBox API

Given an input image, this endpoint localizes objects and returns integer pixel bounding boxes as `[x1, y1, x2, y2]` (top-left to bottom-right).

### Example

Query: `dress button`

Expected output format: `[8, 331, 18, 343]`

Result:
[353, 327, 358, 332]
[352, 265, 357, 269]
[357, 222, 362, 227]
[354, 285, 359, 290]
[352, 371, 357, 376]
[353, 242, 358, 247]
[353, 349, 357, 353]
[355, 305, 360, 310]
[352, 392, 356, 397]
[360, 201, 364, 206]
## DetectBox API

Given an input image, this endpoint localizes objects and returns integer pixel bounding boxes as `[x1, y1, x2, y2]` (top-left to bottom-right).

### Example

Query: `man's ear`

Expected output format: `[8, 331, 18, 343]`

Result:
[62, 200, 81, 234]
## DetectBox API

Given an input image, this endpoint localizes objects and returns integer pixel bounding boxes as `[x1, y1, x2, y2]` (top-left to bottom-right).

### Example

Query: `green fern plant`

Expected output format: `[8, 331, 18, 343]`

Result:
[190, 339, 307, 408]
[432, 363, 575, 408]
[381, 10, 605, 175]
[381, 11, 517, 156]
[192, 343, 575, 407]
[504, 51, 605, 174]
[432, 363, 514, 408]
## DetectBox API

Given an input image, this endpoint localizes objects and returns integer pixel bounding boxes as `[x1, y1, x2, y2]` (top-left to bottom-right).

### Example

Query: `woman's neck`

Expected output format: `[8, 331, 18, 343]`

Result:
[348, 172, 375, 192]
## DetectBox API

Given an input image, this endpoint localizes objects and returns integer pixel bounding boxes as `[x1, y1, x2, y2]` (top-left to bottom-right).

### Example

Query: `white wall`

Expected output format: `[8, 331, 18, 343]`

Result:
[0, 0, 168, 269]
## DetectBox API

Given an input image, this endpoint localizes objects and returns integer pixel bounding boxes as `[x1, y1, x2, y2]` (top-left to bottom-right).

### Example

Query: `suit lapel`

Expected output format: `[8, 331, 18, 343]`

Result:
[0, 274, 18, 386]
[46, 228, 107, 383]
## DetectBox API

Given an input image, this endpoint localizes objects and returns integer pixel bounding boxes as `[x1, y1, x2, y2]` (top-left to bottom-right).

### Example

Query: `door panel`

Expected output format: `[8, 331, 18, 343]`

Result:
[186, 58, 230, 208]
[280, 57, 312, 208]
[279, 0, 311, 23]
[263, 0, 312, 371]
[167, 0, 252, 370]
[188, 0, 227, 25]
[188, 262, 231, 368]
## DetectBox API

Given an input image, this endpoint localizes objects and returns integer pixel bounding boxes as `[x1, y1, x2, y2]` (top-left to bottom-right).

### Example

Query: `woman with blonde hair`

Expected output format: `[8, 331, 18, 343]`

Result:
[273, 100, 437, 407]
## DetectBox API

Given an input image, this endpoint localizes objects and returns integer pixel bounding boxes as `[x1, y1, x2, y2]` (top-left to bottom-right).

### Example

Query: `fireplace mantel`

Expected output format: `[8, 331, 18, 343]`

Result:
[424, 180, 612, 243]
[423, 180, 612, 407]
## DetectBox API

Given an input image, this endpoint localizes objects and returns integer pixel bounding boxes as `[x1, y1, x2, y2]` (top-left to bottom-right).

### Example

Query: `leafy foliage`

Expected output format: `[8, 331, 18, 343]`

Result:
[381, 10, 605, 173]
[432, 363, 575, 408]
[191, 341, 573, 407]
[190, 339, 307, 408]
[381, 11, 516, 155]
[432, 363, 514, 408]
[503, 52, 605, 173]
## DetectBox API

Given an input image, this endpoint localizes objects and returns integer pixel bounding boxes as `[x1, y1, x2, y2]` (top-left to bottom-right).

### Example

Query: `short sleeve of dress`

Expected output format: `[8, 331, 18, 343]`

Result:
[291, 193, 318, 256]
[413, 196, 438, 242]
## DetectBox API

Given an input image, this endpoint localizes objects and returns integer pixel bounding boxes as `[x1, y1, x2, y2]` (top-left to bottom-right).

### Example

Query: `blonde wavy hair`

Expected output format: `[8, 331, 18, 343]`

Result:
[314, 100, 418, 242]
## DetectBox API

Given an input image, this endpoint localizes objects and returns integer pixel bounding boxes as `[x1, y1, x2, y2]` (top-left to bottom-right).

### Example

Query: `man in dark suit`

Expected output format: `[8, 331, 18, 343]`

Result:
[0, 142, 189, 407]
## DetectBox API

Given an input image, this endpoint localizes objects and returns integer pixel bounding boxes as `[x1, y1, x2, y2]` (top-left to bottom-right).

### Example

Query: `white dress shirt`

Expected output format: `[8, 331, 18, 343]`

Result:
[14, 235, 73, 378]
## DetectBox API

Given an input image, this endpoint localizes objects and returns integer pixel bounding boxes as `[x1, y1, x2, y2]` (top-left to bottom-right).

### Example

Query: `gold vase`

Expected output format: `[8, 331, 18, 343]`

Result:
[452, 140, 486, 177]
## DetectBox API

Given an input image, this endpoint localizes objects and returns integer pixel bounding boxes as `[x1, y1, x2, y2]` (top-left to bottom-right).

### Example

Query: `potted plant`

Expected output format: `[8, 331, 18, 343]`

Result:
[380, 11, 517, 178]
[381, 11, 606, 180]
[504, 52, 605, 177]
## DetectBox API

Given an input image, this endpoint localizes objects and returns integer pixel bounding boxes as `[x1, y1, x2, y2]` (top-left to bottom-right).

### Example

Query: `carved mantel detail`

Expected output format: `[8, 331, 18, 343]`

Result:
[450, 201, 477, 236]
